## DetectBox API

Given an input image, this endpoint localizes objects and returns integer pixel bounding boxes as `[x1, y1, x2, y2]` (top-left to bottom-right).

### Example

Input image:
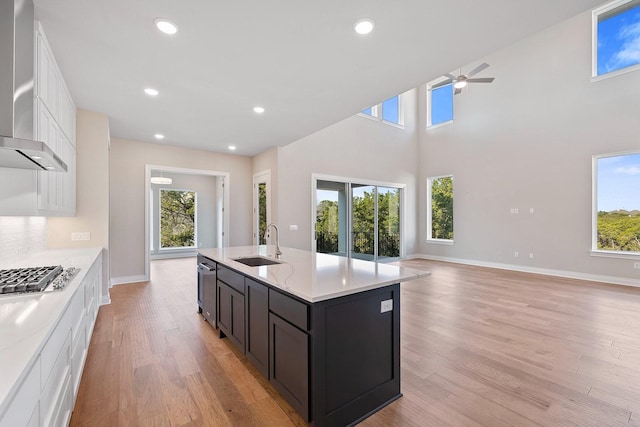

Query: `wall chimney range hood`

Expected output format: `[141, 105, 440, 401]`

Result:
[0, 0, 67, 172]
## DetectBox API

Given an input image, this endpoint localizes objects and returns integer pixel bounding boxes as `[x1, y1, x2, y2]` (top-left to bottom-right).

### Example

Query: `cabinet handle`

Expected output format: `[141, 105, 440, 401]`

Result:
[198, 263, 215, 272]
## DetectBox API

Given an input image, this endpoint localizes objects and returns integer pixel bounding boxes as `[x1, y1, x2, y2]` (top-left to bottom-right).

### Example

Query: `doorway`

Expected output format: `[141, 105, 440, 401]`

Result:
[144, 165, 229, 281]
[253, 170, 271, 245]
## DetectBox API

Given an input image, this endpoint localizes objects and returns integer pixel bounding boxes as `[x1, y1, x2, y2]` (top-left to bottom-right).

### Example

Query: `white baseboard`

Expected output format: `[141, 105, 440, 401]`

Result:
[405, 254, 640, 288]
[150, 252, 196, 260]
[110, 274, 148, 286]
[100, 294, 111, 305]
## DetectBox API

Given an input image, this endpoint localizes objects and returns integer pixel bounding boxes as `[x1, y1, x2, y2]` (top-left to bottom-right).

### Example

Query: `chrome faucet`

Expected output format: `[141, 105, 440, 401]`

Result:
[264, 223, 282, 259]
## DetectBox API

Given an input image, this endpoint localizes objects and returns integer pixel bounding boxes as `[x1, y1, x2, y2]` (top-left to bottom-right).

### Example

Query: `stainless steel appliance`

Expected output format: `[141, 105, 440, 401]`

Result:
[0, 265, 79, 295]
[0, 0, 67, 171]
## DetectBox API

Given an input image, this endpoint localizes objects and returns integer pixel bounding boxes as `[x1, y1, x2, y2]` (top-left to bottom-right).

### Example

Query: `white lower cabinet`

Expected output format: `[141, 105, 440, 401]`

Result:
[0, 256, 102, 427]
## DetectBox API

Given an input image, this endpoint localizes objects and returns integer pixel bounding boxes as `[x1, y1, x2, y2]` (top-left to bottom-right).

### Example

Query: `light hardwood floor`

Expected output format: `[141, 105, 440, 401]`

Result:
[70, 258, 640, 426]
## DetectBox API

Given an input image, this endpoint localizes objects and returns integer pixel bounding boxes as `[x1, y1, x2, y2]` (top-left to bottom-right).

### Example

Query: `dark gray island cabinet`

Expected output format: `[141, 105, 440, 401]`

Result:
[197, 247, 426, 426]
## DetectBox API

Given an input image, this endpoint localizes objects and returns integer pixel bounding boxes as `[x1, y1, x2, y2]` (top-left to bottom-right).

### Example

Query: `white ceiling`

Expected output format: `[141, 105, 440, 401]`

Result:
[34, 0, 603, 156]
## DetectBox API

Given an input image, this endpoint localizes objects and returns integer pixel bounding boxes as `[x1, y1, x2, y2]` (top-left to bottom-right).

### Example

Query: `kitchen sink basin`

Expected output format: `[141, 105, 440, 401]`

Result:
[233, 256, 282, 267]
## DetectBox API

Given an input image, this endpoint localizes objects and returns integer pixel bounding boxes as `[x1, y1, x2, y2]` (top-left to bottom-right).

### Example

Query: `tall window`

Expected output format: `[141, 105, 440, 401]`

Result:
[593, 0, 640, 77]
[594, 152, 640, 253]
[427, 80, 453, 127]
[427, 176, 454, 241]
[160, 189, 196, 248]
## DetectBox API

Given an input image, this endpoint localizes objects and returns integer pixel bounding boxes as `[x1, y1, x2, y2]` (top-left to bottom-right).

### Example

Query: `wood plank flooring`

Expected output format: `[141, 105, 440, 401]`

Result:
[70, 257, 640, 426]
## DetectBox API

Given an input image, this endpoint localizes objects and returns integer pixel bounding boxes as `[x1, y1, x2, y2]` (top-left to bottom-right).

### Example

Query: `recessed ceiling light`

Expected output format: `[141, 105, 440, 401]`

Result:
[144, 88, 159, 96]
[155, 18, 178, 35]
[228, 145, 237, 151]
[253, 106, 265, 114]
[154, 134, 165, 140]
[354, 19, 375, 35]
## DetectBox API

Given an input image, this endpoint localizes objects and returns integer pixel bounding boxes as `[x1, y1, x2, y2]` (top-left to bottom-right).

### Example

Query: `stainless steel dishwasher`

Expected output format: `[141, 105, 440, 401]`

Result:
[197, 255, 217, 328]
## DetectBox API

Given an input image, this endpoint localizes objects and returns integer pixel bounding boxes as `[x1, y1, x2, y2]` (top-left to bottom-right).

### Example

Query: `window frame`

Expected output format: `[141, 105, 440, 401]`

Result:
[357, 94, 405, 129]
[591, 150, 640, 259]
[426, 77, 454, 129]
[427, 175, 454, 244]
[158, 188, 198, 251]
[592, 0, 640, 81]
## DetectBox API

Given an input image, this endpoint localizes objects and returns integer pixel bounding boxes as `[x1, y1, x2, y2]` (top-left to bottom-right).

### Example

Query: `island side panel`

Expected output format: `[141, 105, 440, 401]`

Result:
[311, 283, 401, 427]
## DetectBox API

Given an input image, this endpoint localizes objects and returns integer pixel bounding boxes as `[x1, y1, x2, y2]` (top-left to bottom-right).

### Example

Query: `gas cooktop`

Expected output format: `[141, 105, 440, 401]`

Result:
[0, 266, 80, 296]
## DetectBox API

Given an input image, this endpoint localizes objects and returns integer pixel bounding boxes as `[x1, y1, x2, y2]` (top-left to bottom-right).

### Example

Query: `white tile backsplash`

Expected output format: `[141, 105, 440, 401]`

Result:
[0, 217, 48, 264]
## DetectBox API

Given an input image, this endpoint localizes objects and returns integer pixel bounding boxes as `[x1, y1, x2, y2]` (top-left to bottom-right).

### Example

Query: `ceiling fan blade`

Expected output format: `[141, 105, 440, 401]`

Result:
[431, 79, 453, 89]
[466, 62, 490, 77]
[467, 77, 495, 83]
[454, 87, 462, 95]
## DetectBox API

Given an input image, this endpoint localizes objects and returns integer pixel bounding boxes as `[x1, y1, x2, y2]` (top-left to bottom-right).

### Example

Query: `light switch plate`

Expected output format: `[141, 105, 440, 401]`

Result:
[380, 299, 393, 313]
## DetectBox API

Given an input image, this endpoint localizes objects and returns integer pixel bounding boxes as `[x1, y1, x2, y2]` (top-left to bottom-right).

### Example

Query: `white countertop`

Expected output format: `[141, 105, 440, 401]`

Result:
[199, 246, 429, 302]
[0, 247, 103, 418]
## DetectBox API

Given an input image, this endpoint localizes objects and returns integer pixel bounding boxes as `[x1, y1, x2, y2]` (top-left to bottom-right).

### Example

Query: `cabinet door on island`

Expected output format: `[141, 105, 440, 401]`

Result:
[245, 278, 269, 378]
[217, 281, 245, 353]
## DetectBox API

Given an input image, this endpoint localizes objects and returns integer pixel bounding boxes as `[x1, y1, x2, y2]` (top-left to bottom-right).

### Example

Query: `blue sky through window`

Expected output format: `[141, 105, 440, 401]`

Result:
[597, 153, 640, 212]
[361, 107, 373, 116]
[431, 84, 453, 125]
[382, 96, 399, 123]
[597, 2, 640, 75]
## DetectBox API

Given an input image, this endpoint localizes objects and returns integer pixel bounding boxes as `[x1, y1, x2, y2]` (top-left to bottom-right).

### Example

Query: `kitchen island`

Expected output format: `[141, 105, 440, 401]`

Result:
[198, 245, 429, 427]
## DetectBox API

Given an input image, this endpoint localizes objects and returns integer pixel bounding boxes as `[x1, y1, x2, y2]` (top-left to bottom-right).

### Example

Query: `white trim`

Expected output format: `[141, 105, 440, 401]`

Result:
[426, 239, 454, 245]
[410, 254, 640, 288]
[145, 164, 230, 283]
[427, 175, 454, 241]
[426, 77, 454, 128]
[150, 251, 197, 260]
[253, 170, 272, 245]
[591, 150, 640, 253]
[110, 275, 147, 286]
[100, 295, 111, 305]
[592, 0, 640, 78]
[312, 173, 406, 258]
[590, 250, 640, 259]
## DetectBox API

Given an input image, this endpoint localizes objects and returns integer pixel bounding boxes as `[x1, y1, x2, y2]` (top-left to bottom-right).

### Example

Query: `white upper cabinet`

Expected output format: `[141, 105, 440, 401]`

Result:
[0, 22, 76, 216]
[35, 22, 76, 147]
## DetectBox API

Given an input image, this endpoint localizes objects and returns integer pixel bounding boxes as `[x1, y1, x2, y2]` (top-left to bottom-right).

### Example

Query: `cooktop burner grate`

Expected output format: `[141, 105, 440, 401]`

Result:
[0, 266, 63, 294]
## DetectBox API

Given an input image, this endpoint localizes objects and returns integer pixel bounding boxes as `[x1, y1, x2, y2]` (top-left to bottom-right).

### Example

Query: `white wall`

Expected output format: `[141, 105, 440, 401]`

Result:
[0, 217, 47, 263]
[48, 110, 110, 301]
[150, 172, 218, 253]
[418, 10, 640, 283]
[109, 138, 253, 281]
[276, 89, 419, 254]
[253, 147, 279, 231]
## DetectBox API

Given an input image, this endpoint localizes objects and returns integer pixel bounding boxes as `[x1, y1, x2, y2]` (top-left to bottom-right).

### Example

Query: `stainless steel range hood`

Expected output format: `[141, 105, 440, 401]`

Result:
[0, 0, 67, 172]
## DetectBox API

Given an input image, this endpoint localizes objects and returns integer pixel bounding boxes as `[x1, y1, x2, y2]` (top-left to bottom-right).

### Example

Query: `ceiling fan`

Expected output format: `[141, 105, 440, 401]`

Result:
[432, 63, 495, 95]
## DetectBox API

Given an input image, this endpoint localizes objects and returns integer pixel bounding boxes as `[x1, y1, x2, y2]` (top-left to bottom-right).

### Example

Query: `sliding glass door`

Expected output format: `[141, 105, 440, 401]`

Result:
[316, 180, 348, 256]
[316, 179, 402, 261]
[351, 184, 376, 260]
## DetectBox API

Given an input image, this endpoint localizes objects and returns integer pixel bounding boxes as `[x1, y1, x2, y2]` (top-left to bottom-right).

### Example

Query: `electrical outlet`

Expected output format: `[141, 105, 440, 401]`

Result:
[530, 208, 535, 214]
[380, 299, 393, 313]
[71, 232, 90, 241]
[514, 251, 519, 258]
[289, 225, 298, 231]
[634, 262, 640, 269]
[529, 253, 534, 259]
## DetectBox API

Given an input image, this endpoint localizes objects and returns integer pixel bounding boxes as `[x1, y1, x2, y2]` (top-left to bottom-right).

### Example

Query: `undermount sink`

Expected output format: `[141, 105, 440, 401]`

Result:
[233, 256, 282, 267]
